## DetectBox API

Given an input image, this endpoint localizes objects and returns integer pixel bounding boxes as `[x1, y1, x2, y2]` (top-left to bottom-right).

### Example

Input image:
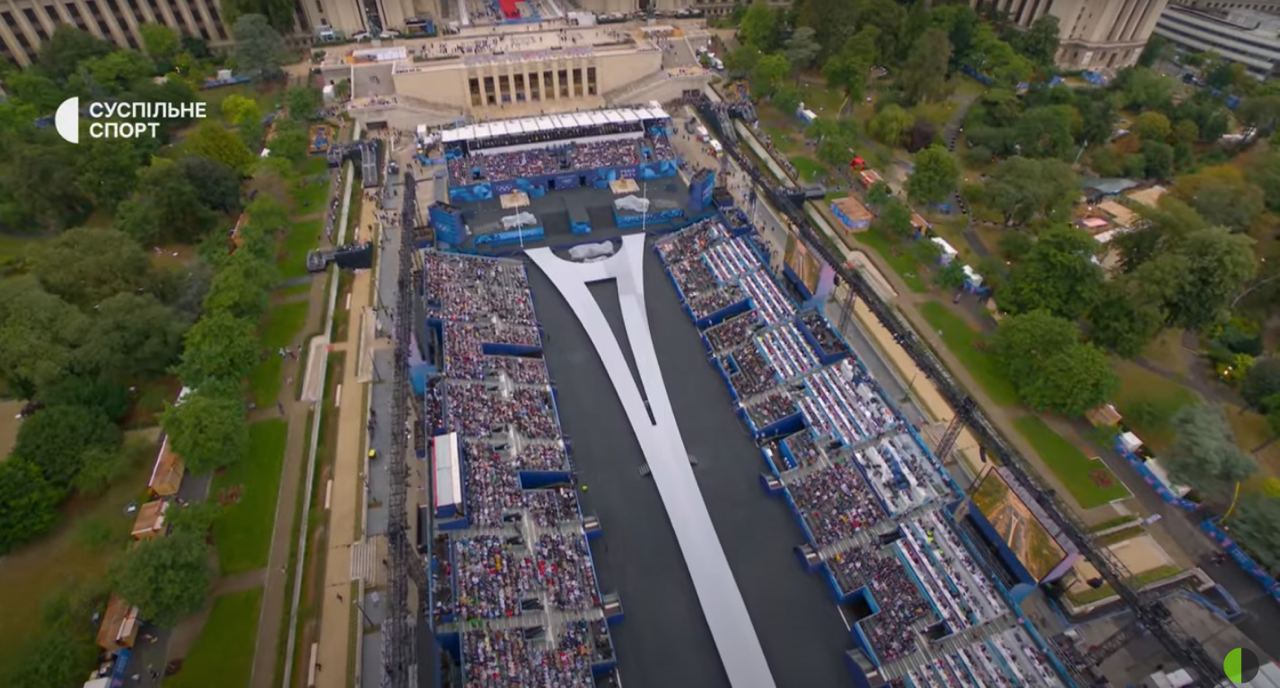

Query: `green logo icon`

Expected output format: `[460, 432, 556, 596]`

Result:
[1224, 646, 1260, 684]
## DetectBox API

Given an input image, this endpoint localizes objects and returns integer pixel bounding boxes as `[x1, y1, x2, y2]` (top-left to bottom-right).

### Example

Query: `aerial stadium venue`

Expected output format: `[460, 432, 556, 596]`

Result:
[412, 107, 1074, 687]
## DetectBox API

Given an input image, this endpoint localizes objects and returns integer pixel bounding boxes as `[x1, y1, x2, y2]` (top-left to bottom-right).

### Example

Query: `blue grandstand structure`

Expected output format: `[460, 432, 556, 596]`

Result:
[441, 106, 680, 205]
[418, 251, 621, 687]
[412, 158, 1076, 683]
[655, 220, 1075, 687]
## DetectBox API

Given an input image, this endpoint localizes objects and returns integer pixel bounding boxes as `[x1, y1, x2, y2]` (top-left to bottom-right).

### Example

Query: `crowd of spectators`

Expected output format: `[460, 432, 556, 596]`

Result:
[745, 390, 798, 428]
[462, 623, 599, 688]
[442, 381, 561, 439]
[703, 311, 763, 355]
[535, 532, 601, 610]
[800, 310, 850, 358]
[426, 252, 537, 327]
[788, 463, 885, 549]
[425, 252, 617, 685]
[658, 211, 1066, 683]
[727, 343, 780, 398]
[447, 136, 670, 185]
[462, 441, 578, 527]
[687, 284, 743, 320]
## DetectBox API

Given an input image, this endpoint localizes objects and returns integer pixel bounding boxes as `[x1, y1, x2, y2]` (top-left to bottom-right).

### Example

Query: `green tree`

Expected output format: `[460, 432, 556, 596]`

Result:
[907, 145, 959, 205]
[79, 50, 155, 94]
[285, 85, 323, 121]
[112, 530, 211, 625]
[72, 445, 137, 496]
[784, 26, 820, 75]
[221, 93, 263, 128]
[751, 52, 790, 97]
[1132, 110, 1172, 142]
[187, 120, 256, 174]
[29, 227, 152, 309]
[77, 137, 144, 211]
[1137, 35, 1168, 67]
[231, 13, 286, 78]
[1135, 228, 1255, 331]
[872, 198, 913, 239]
[1013, 105, 1077, 158]
[177, 155, 243, 213]
[1242, 358, 1280, 411]
[176, 309, 260, 386]
[0, 137, 93, 230]
[14, 405, 121, 490]
[203, 250, 277, 320]
[1085, 278, 1165, 357]
[1141, 140, 1174, 180]
[724, 45, 761, 77]
[1172, 165, 1263, 233]
[268, 119, 309, 163]
[0, 276, 89, 397]
[139, 23, 180, 63]
[1015, 15, 1059, 67]
[36, 26, 113, 80]
[984, 156, 1078, 225]
[1232, 493, 1280, 572]
[7, 624, 98, 688]
[868, 104, 913, 147]
[738, 0, 779, 51]
[1165, 404, 1257, 503]
[0, 458, 61, 554]
[992, 310, 1117, 416]
[1002, 228, 1102, 319]
[1250, 151, 1280, 212]
[1237, 94, 1280, 134]
[160, 382, 249, 473]
[900, 28, 952, 104]
[82, 293, 188, 381]
[5, 71, 65, 111]
[1117, 67, 1174, 111]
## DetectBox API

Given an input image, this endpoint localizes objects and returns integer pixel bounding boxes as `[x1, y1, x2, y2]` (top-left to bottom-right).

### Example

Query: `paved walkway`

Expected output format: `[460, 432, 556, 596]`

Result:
[312, 181, 379, 688]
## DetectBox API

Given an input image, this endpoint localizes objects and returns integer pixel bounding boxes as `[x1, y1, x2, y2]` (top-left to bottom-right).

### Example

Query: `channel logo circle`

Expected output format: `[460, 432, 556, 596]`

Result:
[1224, 646, 1259, 684]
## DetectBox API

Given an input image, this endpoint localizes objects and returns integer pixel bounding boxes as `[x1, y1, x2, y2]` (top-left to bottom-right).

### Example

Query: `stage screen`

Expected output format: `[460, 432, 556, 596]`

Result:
[784, 236, 821, 296]
[971, 468, 1068, 582]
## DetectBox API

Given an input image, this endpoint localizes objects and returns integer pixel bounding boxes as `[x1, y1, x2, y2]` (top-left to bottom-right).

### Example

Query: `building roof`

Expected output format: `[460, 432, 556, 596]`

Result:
[831, 196, 873, 222]
[131, 499, 168, 539]
[1126, 185, 1167, 209]
[1097, 200, 1137, 227]
[441, 107, 670, 144]
[149, 435, 185, 497]
[95, 595, 140, 651]
[1082, 177, 1140, 196]
[1086, 403, 1122, 427]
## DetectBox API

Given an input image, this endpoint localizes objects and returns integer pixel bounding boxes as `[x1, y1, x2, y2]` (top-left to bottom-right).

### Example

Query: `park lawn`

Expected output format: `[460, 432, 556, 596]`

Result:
[1110, 360, 1200, 453]
[167, 587, 263, 688]
[853, 229, 929, 293]
[249, 301, 310, 407]
[212, 420, 287, 574]
[280, 220, 322, 280]
[297, 155, 331, 177]
[1013, 415, 1130, 509]
[1139, 330, 1192, 378]
[790, 155, 827, 182]
[291, 180, 330, 217]
[918, 301, 1019, 404]
[0, 457, 152, 679]
[262, 300, 310, 349]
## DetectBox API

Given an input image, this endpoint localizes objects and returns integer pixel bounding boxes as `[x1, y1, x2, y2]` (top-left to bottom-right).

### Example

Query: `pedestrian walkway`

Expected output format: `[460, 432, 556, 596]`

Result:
[311, 183, 380, 688]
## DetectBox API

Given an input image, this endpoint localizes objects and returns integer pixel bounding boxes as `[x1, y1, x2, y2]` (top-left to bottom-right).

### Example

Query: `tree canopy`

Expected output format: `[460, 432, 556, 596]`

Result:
[992, 310, 1117, 416]
[981, 157, 1078, 225]
[1172, 165, 1264, 232]
[1164, 404, 1257, 503]
[1001, 228, 1102, 320]
[175, 309, 259, 388]
[111, 530, 211, 625]
[906, 145, 959, 205]
[13, 405, 122, 490]
[30, 227, 153, 309]
[231, 14, 287, 78]
[160, 382, 249, 474]
[0, 458, 61, 554]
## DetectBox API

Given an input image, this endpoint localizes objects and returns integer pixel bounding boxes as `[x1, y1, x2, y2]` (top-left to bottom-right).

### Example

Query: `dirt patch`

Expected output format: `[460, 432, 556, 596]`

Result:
[0, 399, 26, 459]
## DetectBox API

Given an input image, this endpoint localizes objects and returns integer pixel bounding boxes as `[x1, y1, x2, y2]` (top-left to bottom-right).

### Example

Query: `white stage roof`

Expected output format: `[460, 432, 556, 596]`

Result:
[440, 106, 670, 144]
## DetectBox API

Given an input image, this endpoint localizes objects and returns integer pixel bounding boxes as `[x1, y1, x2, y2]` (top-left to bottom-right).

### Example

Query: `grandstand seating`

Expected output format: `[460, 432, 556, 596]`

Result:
[654, 220, 1067, 685]
[422, 251, 615, 687]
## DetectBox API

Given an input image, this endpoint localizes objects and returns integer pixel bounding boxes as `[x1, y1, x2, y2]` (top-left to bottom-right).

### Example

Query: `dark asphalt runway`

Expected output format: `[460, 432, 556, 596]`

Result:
[526, 245, 851, 688]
